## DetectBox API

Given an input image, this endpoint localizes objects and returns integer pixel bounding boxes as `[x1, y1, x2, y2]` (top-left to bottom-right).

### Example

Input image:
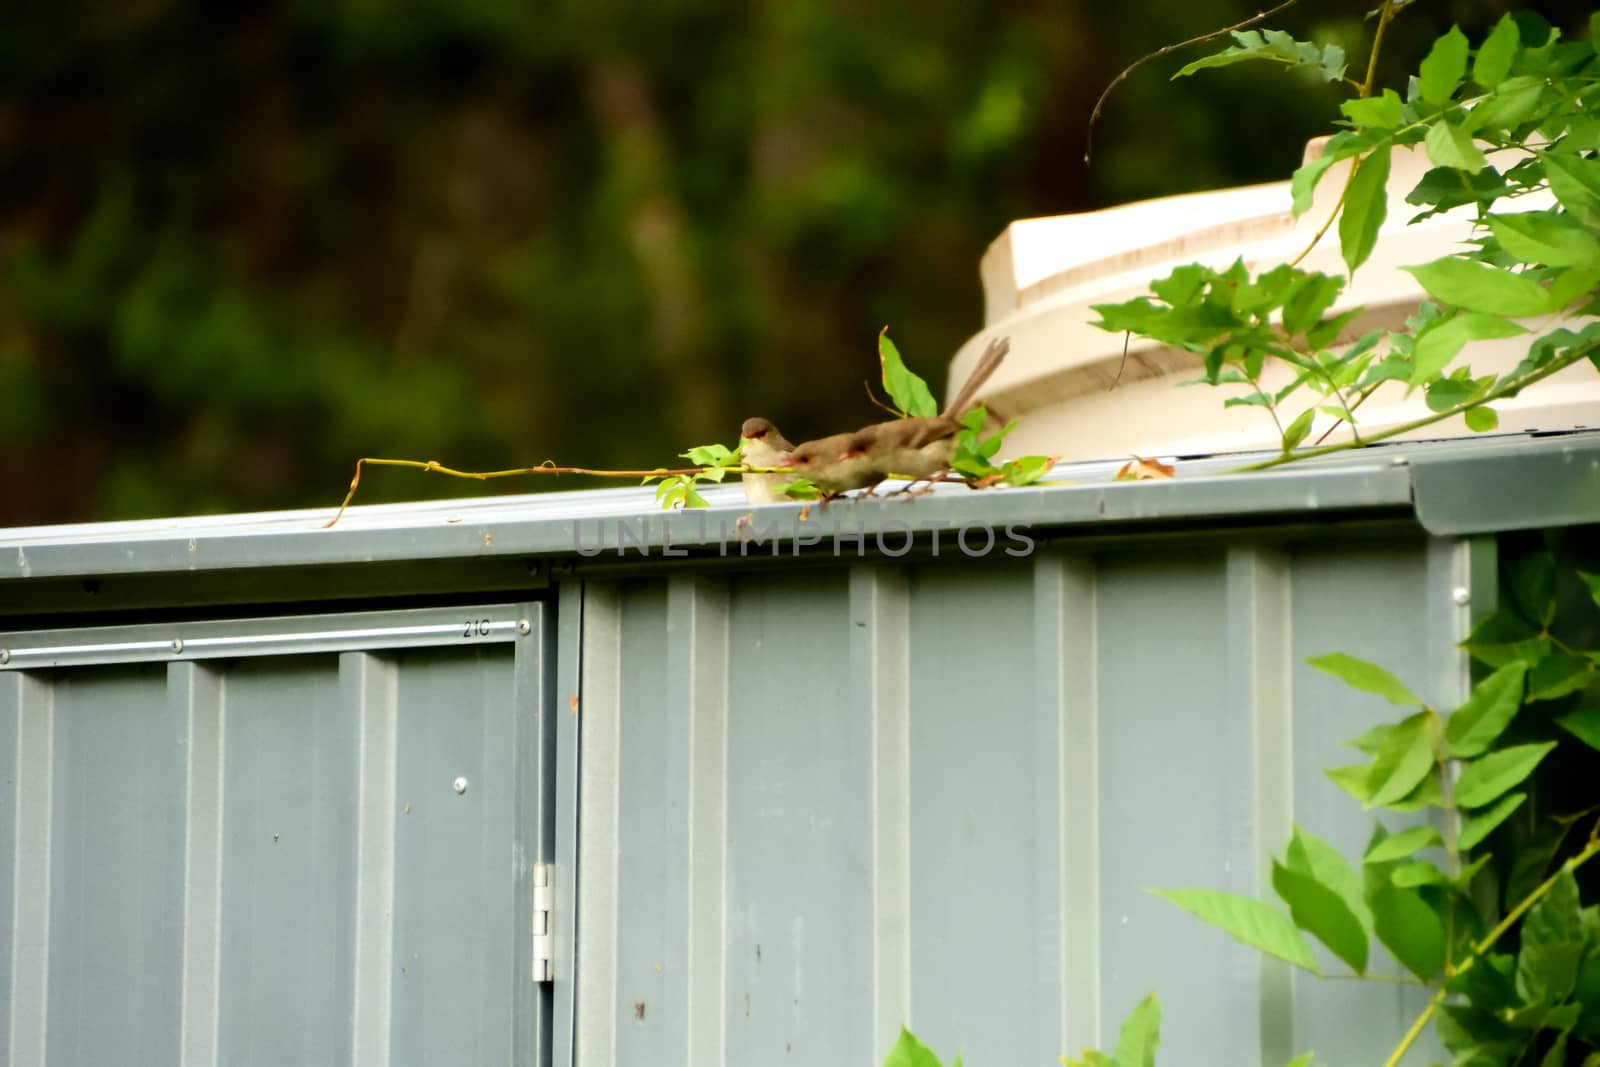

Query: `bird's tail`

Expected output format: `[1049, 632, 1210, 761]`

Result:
[942, 336, 1010, 417]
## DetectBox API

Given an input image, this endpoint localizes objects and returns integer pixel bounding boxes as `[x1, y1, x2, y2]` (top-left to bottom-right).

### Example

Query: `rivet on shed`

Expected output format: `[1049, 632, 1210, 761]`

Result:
[453, 776, 469, 795]
[0, 649, 9, 665]
[1452, 587, 1471, 606]
[518, 619, 531, 635]
[172, 638, 184, 654]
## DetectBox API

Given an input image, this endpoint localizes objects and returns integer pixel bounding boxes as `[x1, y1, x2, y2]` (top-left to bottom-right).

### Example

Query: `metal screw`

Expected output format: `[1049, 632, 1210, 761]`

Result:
[453, 777, 469, 795]
[518, 619, 531, 635]
[0, 649, 9, 665]
[1452, 587, 1471, 606]
[172, 638, 184, 654]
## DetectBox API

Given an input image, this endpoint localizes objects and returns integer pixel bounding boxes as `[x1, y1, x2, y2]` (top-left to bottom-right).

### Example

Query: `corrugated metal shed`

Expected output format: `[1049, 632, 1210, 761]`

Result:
[3, 430, 1598, 1067]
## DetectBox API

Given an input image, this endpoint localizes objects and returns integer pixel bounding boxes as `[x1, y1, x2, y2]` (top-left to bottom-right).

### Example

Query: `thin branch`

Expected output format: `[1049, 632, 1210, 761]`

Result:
[1318, 972, 1427, 987]
[1361, 0, 1397, 99]
[864, 380, 903, 417]
[1085, 0, 1299, 164]
[1313, 381, 1383, 445]
[323, 456, 768, 528]
[1111, 331, 1132, 388]
[1383, 837, 1600, 1067]
[1230, 340, 1600, 472]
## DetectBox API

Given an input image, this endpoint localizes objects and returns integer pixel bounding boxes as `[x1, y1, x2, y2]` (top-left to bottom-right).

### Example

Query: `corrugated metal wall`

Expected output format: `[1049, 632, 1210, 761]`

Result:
[1, 605, 554, 1067]
[567, 533, 1480, 1067]
[1, 461, 1517, 1067]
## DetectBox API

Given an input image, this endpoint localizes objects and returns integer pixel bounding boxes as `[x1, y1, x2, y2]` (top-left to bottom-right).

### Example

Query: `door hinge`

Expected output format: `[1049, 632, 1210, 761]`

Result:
[533, 862, 553, 982]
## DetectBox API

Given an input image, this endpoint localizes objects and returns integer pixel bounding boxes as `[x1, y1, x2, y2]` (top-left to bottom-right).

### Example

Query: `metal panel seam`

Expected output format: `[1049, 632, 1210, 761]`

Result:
[551, 583, 584, 1067]
[1047, 556, 1100, 1056]
[177, 662, 226, 1067]
[8, 672, 52, 1067]
[670, 576, 729, 1067]
[1226, 547, 1295, 1063]
[576, 584, 622, 1067]
[854, 566, 912, 1055]
[347, 652, 398, 1067]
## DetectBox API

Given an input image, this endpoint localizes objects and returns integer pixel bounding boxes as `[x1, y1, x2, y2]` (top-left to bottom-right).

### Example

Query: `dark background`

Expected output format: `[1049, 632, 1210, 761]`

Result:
[0, 0, 1568, 524]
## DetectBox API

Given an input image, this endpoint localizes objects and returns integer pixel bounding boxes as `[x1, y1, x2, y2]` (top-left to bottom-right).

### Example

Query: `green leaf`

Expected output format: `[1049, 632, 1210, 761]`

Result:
[1458, 791, 1526, 850]
[682, 442, 738, 466]
[1001, 455, 1056, 487]
[1464, 406, 1498, 432]
[1272, 861, 1369, 973]
[1574, 956, 1600, 1039]
[1488, 211, 1600, 268]
[1325, 764, 1373, 804]
[879, 329, 938, 418]
[1453, 852, 1492, 890]
[1341, 89, 1404, 130]
[1418, 26, 1470, 105]
[1446, 663, 1528, 757]
[1287, 824, 1375, 937]
[1582, 571, 1600, 612]
[1546, 266, 1600, 312]
[1403, 257, 1554, 317]
[1540, 1034, 1568, 1067]
[1363, 824, 1444, 864]
[1367, 711, 1438, 809]
[1061, 1052, 1115, 1067]
[1283, 1055, 1315, 1067]
[1291, 153, 1341, 218]
[1424, 121, 1487, 172]
[1173, 29, 1346, 82]
[1473, 16, 1520, 86]
[1346, 721, 1396, 756]
[1410, 312, 1527, 383]
[1386, 769, 1444, 813]
[1307, 652, 1421, 705]
[1508, 822, 1570, 909]
[1464, 75, 1546, 133]
[1281, 272, 1344, 336]
[1529, 652, 1595, 701]
[1461, 609, 1551, 668]
[1517, 868, 1583, 1004]
[1113, 993, 1162, 1067]
[1371, 885, 1445, 979]
[778, 477, 820, 501]
[1281, 407, 1315, 452]
[1405, 165, 1508, 219]
[1390, 860, 1448, 887]
[1556, 707, 1600, 751]
[881, 1027, 945, 1067]
[1425, 377, 1484, 413]
[1543, 152, 1600, 228]
[1151, 889, 1319, 972]
[1340, 150, 1390, 274]
[1455, 742, 1557, 808]
[1446, 950, 1518, 1011]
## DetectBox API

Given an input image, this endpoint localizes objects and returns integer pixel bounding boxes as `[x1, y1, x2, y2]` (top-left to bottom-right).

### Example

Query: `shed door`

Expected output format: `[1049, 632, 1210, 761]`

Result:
[0, 603, 553, 1067]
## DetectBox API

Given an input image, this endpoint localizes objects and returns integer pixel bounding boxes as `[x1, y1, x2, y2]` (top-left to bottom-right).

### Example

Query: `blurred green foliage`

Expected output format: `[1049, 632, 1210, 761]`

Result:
[0, 0, 1563, 523]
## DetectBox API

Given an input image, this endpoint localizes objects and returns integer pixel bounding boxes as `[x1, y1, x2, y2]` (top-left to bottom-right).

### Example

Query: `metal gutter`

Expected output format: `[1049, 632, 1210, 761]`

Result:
[3, 430, 1597, 584]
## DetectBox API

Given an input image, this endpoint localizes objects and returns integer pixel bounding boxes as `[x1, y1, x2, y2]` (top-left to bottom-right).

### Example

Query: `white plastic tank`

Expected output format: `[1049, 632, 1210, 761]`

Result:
[950, 137, 1600, 461]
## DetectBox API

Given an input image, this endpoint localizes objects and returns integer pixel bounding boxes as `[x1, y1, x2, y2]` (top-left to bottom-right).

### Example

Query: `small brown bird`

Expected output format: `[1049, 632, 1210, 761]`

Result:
[781, 430, 886, 494]
[739, 417, 794, 504]
[784, 336, 1011, 492]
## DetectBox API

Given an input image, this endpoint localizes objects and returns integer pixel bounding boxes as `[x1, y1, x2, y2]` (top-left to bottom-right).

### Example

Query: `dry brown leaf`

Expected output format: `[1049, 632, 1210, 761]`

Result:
[1114, 455, 1176, 481]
